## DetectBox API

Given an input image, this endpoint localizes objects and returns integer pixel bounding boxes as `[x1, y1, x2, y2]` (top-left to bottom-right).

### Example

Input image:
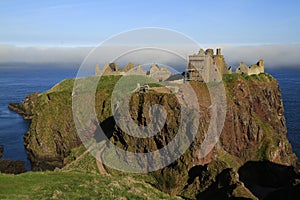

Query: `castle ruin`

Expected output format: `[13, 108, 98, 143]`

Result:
[95, 48, 265, 84]
[186, 48, 264, 82]
[95, 62, 171, 82]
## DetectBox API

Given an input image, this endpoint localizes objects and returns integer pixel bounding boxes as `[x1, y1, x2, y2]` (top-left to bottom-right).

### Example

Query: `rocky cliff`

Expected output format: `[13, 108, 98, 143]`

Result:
[0, 146, 26, 174]
[8, 92, 39, 120]
[106, 73, 298, 198]
[10, 73, 299, 199]
[0, 146, 3, 158]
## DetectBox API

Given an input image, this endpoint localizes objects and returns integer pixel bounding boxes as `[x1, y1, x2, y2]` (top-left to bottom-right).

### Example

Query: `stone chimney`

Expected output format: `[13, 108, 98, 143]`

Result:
[216, 48, 221, 56]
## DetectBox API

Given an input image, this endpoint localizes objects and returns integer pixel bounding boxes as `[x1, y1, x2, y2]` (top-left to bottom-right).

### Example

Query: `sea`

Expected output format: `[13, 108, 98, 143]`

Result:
[0, 65, 299, 171]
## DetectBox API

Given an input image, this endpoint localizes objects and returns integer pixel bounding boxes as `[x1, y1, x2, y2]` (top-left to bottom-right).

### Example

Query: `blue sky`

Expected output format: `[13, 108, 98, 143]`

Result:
[1, 0, 300, 46]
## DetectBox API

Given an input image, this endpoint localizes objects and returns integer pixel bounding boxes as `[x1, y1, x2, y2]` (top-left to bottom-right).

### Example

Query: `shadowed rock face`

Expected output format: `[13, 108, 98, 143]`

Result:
[0, 146, 3, 158]
[196, 168, 253, 200]
[264, 184, 300, 200]
[0, 146, 26, 174]
[0, 159, 26, 174]
[238, 161, 300, 199]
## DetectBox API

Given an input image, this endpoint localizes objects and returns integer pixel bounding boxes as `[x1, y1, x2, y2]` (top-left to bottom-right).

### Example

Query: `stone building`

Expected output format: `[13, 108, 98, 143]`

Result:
[186, 48, 227, 82]
[235, 59, 264, 75]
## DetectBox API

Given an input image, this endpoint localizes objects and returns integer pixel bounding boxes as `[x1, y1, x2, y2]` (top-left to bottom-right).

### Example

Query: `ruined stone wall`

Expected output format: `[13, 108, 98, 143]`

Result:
[148, 64, 171, 81]
[236, 62, 249, 75]
[235, 60, 264, 75]
[248, 65, 264, 75]
[127, 65, 147, 76]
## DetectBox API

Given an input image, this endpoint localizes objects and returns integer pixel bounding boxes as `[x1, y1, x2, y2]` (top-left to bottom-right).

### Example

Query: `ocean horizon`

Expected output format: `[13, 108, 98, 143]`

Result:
[0, 65, 299, 171]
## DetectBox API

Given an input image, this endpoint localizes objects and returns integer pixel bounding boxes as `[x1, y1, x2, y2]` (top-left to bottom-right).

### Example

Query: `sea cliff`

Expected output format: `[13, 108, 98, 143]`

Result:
[9, 73, 299, 199]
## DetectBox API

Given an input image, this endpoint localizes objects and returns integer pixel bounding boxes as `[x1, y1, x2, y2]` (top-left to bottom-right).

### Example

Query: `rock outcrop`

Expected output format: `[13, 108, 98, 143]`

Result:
[0, 159, 26, 174]
[8, 92, 39, 120]
[0, 146, 26, 174]
[0, 146, 3, 158]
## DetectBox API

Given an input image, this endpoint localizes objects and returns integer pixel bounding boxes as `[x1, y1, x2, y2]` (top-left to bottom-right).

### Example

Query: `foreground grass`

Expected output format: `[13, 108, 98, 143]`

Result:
[0, 171, 180, 200]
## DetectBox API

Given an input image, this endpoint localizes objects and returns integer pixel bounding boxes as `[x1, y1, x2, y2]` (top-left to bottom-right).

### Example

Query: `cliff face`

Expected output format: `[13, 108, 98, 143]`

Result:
[9, 79, 82, 170]
[110, 74, 296, 168]
[106, 74, 297, 198]
[220, 74, 296, 165]
[10, 73, 298, 198]
[13, 77, 119, 171]
[0, 146, 3, 158]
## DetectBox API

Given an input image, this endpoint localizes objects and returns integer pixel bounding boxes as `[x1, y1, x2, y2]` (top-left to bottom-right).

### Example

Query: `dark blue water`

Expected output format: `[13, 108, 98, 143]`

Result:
[0, 65, 299, 171]
[266, 68, 300, 158]
[0, 64, 78, 170]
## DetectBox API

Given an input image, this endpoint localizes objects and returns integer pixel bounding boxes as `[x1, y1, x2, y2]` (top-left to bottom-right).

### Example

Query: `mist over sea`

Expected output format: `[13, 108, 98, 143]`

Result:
[0, 65, 299, 171]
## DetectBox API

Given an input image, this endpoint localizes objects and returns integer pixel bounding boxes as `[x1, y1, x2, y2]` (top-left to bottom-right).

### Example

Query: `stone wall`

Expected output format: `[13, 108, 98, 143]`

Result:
[148, 64, 171, 81]
[235, 60, 264, 75]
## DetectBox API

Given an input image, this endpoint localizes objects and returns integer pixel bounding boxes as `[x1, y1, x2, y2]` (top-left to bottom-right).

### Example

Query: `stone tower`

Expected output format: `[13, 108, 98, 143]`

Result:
[187, 48, 225, 82]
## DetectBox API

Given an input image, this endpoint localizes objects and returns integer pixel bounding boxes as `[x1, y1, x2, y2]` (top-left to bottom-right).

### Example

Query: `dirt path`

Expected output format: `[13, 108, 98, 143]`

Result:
[96, 146, 109, 175]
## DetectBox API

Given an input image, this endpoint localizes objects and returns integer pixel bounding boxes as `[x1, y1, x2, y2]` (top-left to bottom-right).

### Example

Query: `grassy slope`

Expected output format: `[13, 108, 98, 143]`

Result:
[1, 143, 178, 200]
[0, 171, 180, 200]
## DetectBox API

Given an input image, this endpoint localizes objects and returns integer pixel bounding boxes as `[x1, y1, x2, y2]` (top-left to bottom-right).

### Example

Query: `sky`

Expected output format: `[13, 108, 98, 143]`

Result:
[0, 0, 300, 67]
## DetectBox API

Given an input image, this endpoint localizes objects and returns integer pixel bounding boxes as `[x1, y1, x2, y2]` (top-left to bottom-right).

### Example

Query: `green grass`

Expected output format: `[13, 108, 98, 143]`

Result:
[222, 73, 274, 84]
[48, 78, 75, 93]
[0, 171, 180, 200]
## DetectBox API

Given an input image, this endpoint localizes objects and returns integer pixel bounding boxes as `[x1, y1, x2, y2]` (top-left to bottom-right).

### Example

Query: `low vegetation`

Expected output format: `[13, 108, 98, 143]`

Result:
[0, 171, 181, 200]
